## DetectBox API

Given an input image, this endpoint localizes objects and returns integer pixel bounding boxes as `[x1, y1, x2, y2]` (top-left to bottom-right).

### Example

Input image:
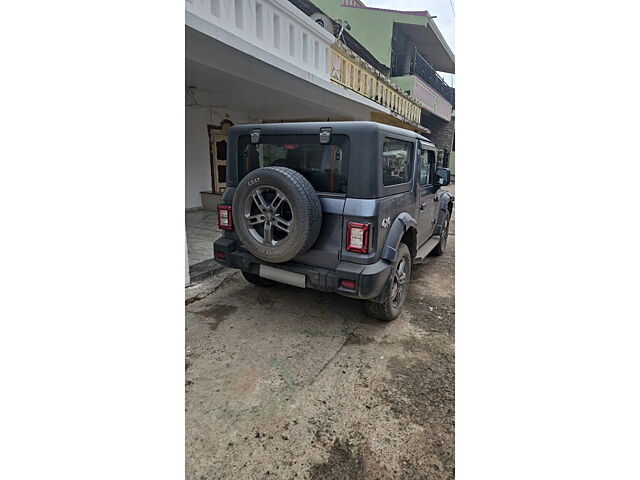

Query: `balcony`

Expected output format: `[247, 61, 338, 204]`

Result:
[185, 0, 430, 132]
[186, 0, 334, 81]
[391, 49, 454, 122]
[329, 43, 422, 125]
[392, 49, 454, 104]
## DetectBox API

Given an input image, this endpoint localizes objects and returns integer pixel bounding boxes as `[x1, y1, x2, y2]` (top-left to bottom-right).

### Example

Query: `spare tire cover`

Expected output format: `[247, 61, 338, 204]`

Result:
[232, 166, 322, 263]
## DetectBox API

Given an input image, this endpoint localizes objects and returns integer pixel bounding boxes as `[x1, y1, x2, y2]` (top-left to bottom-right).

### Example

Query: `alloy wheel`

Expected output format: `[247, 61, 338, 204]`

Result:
[391, 257, 408, 308]
[243, 186, 293, 246]
[441, 217, 449, 250]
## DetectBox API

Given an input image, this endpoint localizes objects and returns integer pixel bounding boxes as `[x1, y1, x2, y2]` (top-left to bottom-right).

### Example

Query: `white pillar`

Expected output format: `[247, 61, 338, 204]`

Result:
[185, 231, 190, 286]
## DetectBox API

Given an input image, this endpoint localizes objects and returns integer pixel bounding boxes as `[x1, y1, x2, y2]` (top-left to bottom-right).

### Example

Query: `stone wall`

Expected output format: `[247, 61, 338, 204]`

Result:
[422, 112, 455, 152]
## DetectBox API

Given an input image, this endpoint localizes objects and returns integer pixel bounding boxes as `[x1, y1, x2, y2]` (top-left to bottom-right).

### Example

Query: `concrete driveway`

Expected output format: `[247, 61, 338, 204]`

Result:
[186, 189, 454, 479]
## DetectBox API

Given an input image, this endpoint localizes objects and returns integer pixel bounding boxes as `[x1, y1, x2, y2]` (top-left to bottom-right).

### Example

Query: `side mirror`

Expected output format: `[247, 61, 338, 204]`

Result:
[435, 168, 451, 186]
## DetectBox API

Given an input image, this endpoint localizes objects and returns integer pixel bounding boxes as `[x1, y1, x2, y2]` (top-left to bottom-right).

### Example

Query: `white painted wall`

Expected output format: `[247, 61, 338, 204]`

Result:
[185, 106, 255, 209]
[185, 107, 211, 209]
[185, 232, 190, 285]
[186, 0, 334, 82]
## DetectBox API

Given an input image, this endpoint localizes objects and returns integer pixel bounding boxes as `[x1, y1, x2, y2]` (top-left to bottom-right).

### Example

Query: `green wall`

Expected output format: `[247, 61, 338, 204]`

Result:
[312, 0, 425, 68]
[388, 74, 413, 92]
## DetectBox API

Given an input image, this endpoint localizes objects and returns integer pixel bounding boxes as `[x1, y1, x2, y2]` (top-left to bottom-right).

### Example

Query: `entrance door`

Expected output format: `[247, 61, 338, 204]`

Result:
[208, 121, 233, 193]
[417, 147, 438, 246]
[212, 133, 227, 193]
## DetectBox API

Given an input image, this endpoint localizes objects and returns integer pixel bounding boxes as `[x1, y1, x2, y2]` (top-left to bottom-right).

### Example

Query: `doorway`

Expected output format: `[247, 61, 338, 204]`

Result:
[207, 120, 233, 193]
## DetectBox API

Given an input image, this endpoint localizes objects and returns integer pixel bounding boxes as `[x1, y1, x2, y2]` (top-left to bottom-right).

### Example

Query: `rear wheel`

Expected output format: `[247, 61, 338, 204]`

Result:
[241, 271, 277, 287]
[366, 243, 412, 322]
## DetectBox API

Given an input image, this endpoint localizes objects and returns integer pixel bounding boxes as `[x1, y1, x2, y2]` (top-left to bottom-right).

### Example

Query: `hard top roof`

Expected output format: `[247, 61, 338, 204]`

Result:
[230, 121, 433, 144]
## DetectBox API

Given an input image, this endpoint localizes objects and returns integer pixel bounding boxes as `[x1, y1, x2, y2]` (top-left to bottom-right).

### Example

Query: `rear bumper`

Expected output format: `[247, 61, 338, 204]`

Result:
[213, 238, 392, 300]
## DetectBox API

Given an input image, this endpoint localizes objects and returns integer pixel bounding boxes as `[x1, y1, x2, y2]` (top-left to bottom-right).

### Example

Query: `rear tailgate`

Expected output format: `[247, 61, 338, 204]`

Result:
[292, 196, 345, 270]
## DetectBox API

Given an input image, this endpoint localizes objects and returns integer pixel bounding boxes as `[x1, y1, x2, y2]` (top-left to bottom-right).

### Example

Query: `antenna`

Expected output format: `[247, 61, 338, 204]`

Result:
[335, 19, 351, 43]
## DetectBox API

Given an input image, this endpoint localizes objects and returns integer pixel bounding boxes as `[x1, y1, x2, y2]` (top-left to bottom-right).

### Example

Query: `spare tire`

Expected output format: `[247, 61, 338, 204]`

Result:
[232, 166, 322, 263]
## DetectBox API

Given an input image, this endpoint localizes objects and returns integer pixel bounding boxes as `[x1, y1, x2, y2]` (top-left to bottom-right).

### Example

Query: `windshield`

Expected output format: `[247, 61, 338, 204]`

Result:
[238, 134, 349, 194]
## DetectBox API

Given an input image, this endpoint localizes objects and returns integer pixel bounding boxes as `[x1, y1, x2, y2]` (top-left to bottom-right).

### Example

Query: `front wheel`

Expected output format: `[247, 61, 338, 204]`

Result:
[365, 243, 412, 321]
[431, 211, 451, 256]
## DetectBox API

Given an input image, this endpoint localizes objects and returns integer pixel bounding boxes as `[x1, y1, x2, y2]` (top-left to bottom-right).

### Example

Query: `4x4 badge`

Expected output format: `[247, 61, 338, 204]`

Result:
[382, 217, 391, 229]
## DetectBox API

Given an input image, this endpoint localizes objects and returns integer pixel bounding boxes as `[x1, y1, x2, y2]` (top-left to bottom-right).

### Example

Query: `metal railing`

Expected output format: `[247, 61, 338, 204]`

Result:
[392, 49, 455, 105]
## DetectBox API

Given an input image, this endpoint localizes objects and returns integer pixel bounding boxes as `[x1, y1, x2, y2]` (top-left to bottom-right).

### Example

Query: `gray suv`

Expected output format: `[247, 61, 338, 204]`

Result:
[213, 121, 453, 321]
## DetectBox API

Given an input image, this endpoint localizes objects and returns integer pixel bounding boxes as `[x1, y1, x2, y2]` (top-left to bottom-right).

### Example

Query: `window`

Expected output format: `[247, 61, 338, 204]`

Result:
[238, 135, 349, 193]
[382, 138, 413, 186]
[419, 148, 436, 186]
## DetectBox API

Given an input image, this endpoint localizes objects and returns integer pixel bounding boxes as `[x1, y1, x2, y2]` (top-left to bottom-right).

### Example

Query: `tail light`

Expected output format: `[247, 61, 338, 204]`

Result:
[340, 279, 356, 290]
[346, 222, 370, 253]
[217, 205, 233, 230]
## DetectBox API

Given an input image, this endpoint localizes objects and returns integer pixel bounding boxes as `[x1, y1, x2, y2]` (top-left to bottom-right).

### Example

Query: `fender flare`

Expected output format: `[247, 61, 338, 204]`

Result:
[380, 212, 417, 263]
[434, 191, 454, 235]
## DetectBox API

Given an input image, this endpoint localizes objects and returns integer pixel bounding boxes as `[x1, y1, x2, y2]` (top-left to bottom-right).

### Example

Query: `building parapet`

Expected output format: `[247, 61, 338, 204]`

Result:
[391, 73, 453, 122]
[186, 0, 334, 81]
[329, 42, 422, 125]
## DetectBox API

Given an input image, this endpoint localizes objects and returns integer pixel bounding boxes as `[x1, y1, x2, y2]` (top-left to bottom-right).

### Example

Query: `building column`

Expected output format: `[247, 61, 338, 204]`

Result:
[185, 231, 190, 286]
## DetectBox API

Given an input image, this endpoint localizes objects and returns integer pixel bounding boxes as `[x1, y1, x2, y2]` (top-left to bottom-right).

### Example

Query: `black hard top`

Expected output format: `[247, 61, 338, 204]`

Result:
[227, 121, 434, 199]
[229, 121, 433, 145]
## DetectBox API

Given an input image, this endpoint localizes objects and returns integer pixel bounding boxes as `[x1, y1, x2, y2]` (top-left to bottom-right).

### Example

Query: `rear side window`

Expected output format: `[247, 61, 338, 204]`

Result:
[238, 134, 349, 193]
[419, 149, 436, 186]
[382, 138, 413, 186]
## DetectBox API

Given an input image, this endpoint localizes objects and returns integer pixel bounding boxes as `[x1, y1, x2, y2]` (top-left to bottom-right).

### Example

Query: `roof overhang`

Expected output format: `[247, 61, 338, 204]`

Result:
[395, 20, 455, 74]
[370, 111, 431, 136]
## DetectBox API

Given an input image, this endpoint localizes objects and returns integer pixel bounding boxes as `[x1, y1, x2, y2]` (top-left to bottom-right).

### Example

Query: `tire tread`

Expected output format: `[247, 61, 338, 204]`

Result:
[232, 167, 322, 263]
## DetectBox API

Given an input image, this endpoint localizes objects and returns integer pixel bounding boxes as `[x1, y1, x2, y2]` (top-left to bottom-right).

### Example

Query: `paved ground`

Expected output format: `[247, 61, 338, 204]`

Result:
[186, 209, 223, 266]
[185, 187, 454, 479]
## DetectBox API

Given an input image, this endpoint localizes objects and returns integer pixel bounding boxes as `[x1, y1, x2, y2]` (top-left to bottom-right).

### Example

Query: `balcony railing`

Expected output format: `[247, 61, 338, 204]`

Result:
[186, 0, 334, 81]
[392, 49, 455, 105]
[329, 44, 422, 124]
[186, 0, 424, 127]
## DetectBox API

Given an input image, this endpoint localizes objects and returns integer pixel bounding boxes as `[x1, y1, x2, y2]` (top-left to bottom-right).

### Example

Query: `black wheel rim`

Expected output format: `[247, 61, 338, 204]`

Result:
[391, 257, 408, 308]
[441, 217, 449, 250]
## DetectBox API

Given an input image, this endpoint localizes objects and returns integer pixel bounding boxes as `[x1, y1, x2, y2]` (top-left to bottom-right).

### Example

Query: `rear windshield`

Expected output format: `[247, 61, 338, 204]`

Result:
[238, 134, 349, 194]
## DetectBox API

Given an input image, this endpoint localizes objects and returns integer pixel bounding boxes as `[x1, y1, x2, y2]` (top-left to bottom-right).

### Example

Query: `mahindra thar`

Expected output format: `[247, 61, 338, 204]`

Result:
[213, 121, 453, 321]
